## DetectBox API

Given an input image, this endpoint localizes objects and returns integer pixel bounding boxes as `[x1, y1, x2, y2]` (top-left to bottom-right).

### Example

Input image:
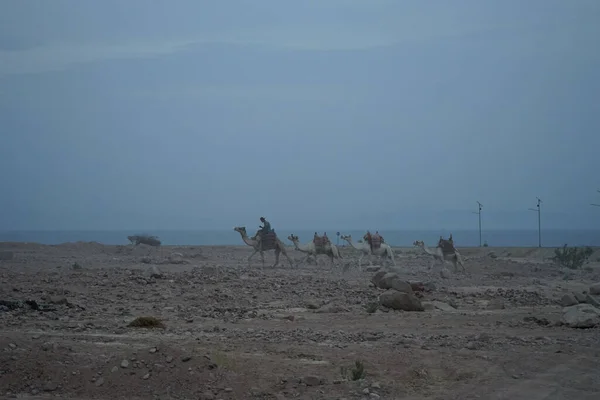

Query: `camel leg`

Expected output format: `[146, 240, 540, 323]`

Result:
[248, 249, 259, 265]
[389, 249, 396, 266]
[282, 249, 294, 268]
[273, 248, 280, 268]
[260, 250, 266, 268]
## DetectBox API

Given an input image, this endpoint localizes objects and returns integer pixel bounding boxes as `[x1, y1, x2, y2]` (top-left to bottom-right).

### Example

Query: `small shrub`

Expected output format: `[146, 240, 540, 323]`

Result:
[211, 351, 237, 371]
[553, 244, 593, 269]
[340, 360, 366, 381]
[72, 262, 82, 270]
[128, 316, 165, 329]
[483, 241, 488, 247]
[364, 302, 379, 314]
[128, 234, 161, 247]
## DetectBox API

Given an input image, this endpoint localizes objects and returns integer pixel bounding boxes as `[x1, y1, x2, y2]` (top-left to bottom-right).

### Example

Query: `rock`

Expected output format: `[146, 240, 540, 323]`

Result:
[377, 273, 413, 294]
[573, 292, 587, 303]
[199, 391, 215, 400]
[559, 293, 578, 307]
[488, 252, 497, 259]
[486, 299, 505, 310]
[111, 366, 118, 373]
[428, 301, 457, 312]
[95, 377, 104, 387]
[316, 303, 348, 313]
[410, 282, 425, 292]
[303, 375, 322, 386]
[48, 296, 69, 305]
[440, 268, 452, 279]
[465, 341, 479, 350]
[589, 283, 600, 295]
[181, 356, 192, 362]
[145, 266, 163, 279]
[142, 373, 150, 380]
[304, 300, 320, 310]
[370, 271, 388, 287]
[43, 382, 58, 392]
[562, 304, 600, 328]
[423, 282, 437, 292]
[140, 256, 152, 264]
[120, 360, 129, 368]
[379, 289, 424, 311]
[585, 294, 600, 308]
[365, 266, 382, 272]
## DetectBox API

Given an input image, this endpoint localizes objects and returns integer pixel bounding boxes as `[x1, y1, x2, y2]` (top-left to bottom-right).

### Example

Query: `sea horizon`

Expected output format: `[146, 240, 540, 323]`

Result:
[1, 229, 599, 248]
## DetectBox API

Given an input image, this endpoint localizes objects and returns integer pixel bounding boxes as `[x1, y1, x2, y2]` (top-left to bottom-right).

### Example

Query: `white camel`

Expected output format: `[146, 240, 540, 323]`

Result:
[413, 240, 466, 272]
[340, 234, 395, 270]
[287, 234, 342, 266]
[233, 226, 294, 268]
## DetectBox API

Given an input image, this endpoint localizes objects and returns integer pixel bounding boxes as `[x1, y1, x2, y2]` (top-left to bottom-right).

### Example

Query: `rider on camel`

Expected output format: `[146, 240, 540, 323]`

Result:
[259, 217, 272, 236]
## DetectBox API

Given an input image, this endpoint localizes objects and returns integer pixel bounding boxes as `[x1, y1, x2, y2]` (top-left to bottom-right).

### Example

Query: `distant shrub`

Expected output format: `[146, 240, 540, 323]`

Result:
[128, 316, 165, 328]
[340, 360, 366, 381]
[128, 234, 161, 247]
[553, 244, 593, 269]
[483, 241, 489, 247]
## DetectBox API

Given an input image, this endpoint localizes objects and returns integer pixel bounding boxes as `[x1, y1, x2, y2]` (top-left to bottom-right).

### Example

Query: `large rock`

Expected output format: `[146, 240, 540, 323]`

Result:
[379, 289, 423, 312]
[589, 283, 600, 296]
[562, 304, 600, 328]
[573, 292, 587, 303]
[559, 293, 578, 307]
[377, 273, 413, 294]
[145, 266, 163, 279]
[371, 271, 388, 288]
[584, 294, 600, 308]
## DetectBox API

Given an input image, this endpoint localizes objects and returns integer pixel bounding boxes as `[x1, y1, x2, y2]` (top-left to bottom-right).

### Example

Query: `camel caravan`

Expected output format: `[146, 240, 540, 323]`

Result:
[234, 217, 466, 272]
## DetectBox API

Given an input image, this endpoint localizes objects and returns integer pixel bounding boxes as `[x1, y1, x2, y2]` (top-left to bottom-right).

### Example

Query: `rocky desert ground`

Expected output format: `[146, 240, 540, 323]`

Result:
[1, 242, 600, 400]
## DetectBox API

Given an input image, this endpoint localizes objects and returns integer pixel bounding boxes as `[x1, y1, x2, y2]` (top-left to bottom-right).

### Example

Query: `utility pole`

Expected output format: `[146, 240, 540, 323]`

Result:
[528, 197, 542, 247]
[591, 190, 600, 207]
[472, 201, 482, 247]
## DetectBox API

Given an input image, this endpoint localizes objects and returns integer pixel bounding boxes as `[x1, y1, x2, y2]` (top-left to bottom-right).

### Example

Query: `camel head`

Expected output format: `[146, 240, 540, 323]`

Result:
[413, 240, 425, 247]
[233, 226, 247, 235]
[340, 234, 352, 242]
[287, 234, 299, 242]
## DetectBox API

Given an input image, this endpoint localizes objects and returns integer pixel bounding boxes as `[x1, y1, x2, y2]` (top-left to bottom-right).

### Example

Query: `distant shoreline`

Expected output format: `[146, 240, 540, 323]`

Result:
[1, 229, 599, 247]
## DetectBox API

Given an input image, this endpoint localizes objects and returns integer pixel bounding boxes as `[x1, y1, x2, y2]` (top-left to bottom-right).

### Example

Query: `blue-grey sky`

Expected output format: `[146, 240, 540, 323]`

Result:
[1, 0, 599, 231]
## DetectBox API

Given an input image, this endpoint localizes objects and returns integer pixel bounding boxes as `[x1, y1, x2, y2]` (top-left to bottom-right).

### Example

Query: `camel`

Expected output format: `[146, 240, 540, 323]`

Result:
[340, 234, 395, 270]
[287, 234, 342, 266]
[413, 240, 466, 272]
[233, 226, 293, 268]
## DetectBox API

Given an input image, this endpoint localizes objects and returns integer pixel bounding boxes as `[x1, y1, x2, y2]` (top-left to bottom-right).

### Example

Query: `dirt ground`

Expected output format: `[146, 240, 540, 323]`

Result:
[1, 241, 600, 400]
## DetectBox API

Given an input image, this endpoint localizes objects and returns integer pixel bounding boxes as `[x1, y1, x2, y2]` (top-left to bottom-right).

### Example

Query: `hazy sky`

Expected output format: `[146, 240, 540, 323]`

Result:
[1, 0, 599, 231]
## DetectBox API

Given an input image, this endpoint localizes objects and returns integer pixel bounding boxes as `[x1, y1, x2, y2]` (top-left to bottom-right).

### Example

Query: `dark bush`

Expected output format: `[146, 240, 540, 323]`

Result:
[127, 234, 161, 247]
[553, 244, 593, 269]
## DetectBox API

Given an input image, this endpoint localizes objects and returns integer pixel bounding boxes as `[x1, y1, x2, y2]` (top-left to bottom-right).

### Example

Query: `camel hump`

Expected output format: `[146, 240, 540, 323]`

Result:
[260, 231, 278, 250]
[438, 239, 455, 255]
[313, 235, 330, 249]
[370, 234, 382, 249]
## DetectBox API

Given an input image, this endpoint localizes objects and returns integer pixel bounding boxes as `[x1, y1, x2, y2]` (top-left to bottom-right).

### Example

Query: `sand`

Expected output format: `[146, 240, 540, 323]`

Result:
[1, 241, 600, 399]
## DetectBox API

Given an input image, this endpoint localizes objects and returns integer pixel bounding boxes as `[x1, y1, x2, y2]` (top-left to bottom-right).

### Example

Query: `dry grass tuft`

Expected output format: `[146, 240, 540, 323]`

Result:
[128, 316, 165, 329]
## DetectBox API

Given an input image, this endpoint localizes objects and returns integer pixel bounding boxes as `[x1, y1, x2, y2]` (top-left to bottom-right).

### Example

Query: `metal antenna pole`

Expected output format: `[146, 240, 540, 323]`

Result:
[472, 202, 483, 247]
[528, 197, 542, 248]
